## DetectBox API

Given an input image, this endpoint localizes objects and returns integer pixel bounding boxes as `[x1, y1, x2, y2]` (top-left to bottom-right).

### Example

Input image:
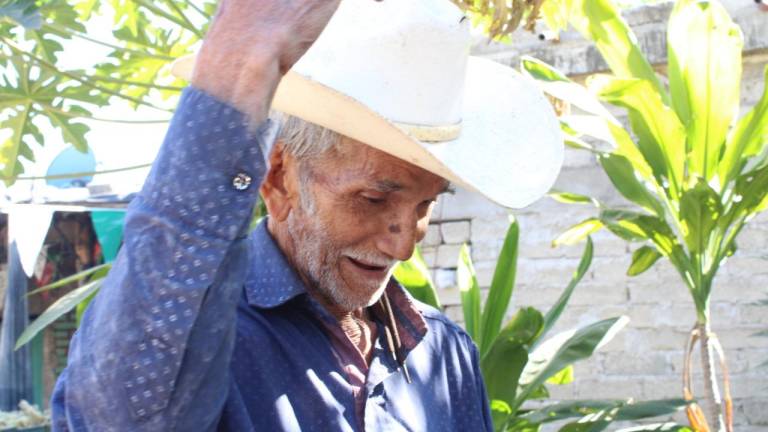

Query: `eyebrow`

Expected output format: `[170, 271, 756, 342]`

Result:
[371, 179, 454, 196]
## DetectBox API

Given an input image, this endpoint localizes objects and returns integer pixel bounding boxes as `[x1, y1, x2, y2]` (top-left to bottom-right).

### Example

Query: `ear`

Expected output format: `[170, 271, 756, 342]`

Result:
[260, 142, 299, 222]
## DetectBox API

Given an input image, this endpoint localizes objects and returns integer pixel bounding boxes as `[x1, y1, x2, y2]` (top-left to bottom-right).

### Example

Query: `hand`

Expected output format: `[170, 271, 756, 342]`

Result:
[192, 0, 342, 122]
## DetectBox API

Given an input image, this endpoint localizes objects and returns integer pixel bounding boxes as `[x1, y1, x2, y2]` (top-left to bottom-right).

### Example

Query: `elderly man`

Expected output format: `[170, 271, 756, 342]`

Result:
[51, 0, 562, 430]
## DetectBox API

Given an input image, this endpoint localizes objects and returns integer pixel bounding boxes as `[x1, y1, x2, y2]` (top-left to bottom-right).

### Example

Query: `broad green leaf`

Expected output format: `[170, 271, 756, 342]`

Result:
[592, 76, 686, 198]
[600, 210, 688, 271]
[479, 216, 519, 355]
[627, 246, 662, 276]
[490, 399, 514, 432]
[394, 247, 441, 309]
[546, 364, 573, 385]
[516, 316, 629, 408]
[561, 115, 616, 144]
[42, 107, 90, 151]
[719, 66, 768, 186]
[481, 307, 544, 407]
[457, 243, 481, 343]
[27, 262, 112, 296]
[0, 103, 32, 183]
[521, 56, 617, 122]
[598, 153, 664, 217]
[554, 218, 603, 247]
[481, 339, 528, 407]
[567, 0, 666, 100]
[610, 399, 689, 421]
[493, 306, 545, 350]
[540, 237, 593, 341]
[539, 0, 571, 36]
[679, 179, 722, 254]
[548, 190, 599, 207]
[668, 0, 742, 180]
[15, 277, 104, 350]
[617, 423, 692, 432]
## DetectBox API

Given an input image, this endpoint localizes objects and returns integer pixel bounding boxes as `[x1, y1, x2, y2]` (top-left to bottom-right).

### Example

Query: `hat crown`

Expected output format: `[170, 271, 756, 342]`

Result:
[292, 0, 470, 127]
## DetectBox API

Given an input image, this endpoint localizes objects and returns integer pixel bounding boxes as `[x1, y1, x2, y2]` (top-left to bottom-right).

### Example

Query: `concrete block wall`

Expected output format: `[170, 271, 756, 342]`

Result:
[422, 2, 768, 429]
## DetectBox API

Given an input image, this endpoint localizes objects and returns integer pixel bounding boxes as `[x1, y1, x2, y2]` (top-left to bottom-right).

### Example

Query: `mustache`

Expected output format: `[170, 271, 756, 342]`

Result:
[342, 248, 397, 269]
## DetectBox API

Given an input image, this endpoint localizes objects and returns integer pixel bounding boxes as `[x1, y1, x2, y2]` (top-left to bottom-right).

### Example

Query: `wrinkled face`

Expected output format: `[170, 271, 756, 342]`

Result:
[283, 137, 449, 312]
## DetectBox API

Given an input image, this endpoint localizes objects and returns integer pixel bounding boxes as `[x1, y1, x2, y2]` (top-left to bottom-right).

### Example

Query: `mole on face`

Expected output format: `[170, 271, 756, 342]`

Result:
[388, 224, 401, 234]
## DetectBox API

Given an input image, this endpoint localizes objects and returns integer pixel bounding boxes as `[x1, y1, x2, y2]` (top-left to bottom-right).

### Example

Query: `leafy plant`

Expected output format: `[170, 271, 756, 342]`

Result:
[395, 217, 689, 431]
[521, 0, 767, 429]
[0, 0, 214, 184]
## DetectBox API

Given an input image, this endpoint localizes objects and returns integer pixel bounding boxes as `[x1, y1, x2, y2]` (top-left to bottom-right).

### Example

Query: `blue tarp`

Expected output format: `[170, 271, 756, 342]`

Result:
[0, 241, 33, 411]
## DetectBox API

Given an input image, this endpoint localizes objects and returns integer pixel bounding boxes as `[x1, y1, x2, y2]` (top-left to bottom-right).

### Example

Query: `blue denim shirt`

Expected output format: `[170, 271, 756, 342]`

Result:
[51, 88, 493, 431]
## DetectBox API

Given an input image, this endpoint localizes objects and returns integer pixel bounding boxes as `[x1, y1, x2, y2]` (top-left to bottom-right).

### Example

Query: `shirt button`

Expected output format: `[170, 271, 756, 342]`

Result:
[232, 172, 252, 191]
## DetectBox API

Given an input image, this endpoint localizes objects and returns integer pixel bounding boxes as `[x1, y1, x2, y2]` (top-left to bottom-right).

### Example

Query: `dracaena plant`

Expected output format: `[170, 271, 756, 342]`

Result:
[395, 217, 689, 432]
[520, 0, 768, 430]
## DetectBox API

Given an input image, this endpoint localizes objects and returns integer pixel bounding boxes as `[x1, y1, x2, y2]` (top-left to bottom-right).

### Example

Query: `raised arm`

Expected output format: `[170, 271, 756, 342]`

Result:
[51, 1, 341, 430]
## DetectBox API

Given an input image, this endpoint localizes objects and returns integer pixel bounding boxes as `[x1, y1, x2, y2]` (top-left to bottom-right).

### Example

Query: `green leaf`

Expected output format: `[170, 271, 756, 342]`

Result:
[0, 103, 32, 183]
[553, 218, 603, 247]
[394, 247, 441, 309]
[540, 237, 593, 341]
[457, 243, 481, 343]
[27, 262, 112, 296]
[42, 107, 90, 151]
[481, 307, 544, 407]
[567, 0, 666, 100]
[611, 399, 689, 421]
[15, 277, 104, 350]
[592, 76, 686, 199]
[546, 364, 574, 385]
[490, 399, 513, 432]
[516, 316, 629, 409]
[627, 246, 662, 276]
[617, 423, 692, 432]
[548, 191, 599, 207]
[479, 216, 519, 355]
[719, 66, 768, 187]
[679, 179, 722, 254]
[521, 57, 617, 122]
[481, 339, 528, 407]
[599, 153, 665, 217]
[668, 0, 742, 180]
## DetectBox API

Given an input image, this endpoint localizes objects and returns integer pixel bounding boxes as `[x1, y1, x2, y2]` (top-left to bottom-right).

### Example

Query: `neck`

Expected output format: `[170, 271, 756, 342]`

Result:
[267, 218, 378, 361]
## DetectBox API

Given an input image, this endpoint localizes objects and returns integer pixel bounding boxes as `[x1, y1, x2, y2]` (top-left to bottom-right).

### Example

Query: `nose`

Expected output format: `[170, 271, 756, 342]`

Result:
[376, 210, 428, 262]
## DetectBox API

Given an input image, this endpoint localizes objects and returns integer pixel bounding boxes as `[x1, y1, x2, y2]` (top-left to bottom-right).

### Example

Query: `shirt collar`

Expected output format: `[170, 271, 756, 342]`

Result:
[244, 219, 307, 308]
[244, 219, 428, 348]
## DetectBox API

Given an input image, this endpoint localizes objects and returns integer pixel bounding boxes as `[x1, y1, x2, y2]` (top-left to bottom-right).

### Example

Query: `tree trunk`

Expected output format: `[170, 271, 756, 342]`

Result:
[698, 321, 725, 432]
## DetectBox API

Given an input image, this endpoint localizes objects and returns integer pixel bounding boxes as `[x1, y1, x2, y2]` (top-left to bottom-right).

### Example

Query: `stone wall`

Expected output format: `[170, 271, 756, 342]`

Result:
[423, 2, 768, 430]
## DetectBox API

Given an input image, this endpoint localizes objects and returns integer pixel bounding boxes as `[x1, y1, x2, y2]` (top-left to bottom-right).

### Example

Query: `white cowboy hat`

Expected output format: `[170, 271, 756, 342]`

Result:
[171, 0, 563, 209]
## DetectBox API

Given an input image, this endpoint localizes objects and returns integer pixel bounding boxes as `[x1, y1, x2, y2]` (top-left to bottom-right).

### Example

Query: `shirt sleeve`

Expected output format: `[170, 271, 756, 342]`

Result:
[51, 87, 278, 431]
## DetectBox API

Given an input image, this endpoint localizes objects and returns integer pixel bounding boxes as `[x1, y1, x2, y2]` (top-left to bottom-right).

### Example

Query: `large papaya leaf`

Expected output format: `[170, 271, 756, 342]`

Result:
[719, 66, 768, 187]
[515, 316, 629, 410]
[478, 216, 519, 355]
[567, 0, 666, 100]
[592, 76, 686, 199]
[393, 247, 441, 309]
[668, 0, 742, 181]
[457, 244, 482, 344]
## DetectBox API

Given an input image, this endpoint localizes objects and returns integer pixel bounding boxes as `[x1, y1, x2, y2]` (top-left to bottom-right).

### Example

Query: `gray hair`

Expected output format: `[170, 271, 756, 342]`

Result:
[272, 112, 342, 162]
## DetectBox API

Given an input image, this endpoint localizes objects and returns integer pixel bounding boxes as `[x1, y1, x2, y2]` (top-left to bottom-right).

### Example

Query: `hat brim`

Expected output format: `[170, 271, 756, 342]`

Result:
[172, 56, 563, 208]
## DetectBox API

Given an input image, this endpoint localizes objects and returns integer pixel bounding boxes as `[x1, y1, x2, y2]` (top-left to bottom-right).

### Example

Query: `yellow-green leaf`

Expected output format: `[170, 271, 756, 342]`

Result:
[627, 245, 662, 276]
[553, 218, 603, 247]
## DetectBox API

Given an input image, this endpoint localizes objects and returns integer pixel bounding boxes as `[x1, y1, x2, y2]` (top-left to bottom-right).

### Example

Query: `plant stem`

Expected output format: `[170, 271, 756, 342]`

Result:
[36, 102, 170, 124]
[162, 0, 200, 36]
[133, 0, 204, 38]
[698, 320, 725, 432]
[42, 23, 177, 61]
[7, 163, 153, 181]
[1, 36, 173, 113]
[82, 74, 184, 92]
